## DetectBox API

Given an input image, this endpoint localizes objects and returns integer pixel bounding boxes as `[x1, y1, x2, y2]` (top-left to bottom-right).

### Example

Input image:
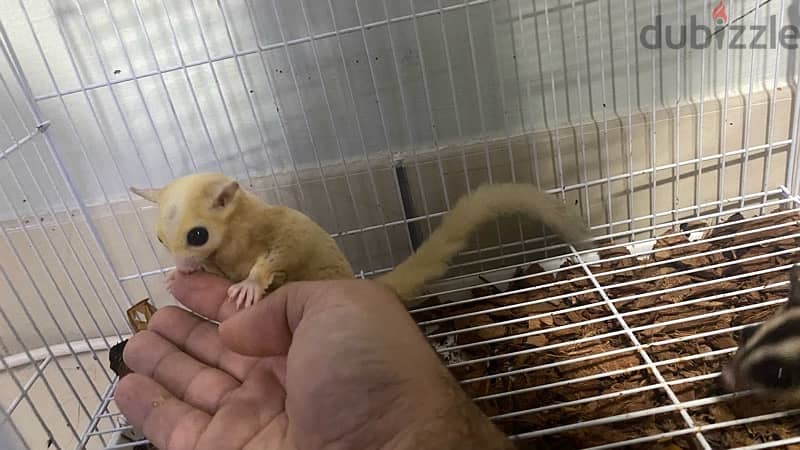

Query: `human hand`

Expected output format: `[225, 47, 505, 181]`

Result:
[115, 271, 514, 450]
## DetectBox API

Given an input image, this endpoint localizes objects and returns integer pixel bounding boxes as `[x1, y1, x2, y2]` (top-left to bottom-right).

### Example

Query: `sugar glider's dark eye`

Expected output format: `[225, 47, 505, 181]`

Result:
[751, 357, 799, 389]
[186, 227, 208, 246]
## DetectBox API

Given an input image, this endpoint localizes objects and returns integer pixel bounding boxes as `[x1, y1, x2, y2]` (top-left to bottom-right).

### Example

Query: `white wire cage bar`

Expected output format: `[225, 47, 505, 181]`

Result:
[1, 0, 800, 449]
[73, 188, 800, 449]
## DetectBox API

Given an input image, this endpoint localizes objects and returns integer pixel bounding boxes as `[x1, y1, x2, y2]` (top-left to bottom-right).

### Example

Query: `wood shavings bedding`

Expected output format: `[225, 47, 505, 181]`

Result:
[416, 207, 800, 449]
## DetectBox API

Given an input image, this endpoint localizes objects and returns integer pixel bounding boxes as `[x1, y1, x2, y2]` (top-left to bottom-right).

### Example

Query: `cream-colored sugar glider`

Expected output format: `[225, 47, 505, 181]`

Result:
[131, 172, 593, 309]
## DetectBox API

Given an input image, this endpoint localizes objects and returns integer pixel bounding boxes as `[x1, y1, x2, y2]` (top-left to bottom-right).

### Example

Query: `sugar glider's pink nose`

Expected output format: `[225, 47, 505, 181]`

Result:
[175, 257, 201, 274]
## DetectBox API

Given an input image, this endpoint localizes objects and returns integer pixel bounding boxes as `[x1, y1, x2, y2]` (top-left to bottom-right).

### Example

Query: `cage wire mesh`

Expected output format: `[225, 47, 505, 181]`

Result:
[1, 0, 800, 448]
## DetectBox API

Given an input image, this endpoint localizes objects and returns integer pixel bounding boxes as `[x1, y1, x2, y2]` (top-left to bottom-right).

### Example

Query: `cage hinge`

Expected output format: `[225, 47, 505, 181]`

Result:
[36, 120, 51, 133]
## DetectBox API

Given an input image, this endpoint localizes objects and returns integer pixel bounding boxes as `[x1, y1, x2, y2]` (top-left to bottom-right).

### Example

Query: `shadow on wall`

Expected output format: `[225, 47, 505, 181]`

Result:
[0, 418, 27, 450]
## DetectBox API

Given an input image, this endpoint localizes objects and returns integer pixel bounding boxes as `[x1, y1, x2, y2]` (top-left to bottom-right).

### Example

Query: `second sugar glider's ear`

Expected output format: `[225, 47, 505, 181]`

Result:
[129, 187, 161, 203]
[213, 180, 239, 209]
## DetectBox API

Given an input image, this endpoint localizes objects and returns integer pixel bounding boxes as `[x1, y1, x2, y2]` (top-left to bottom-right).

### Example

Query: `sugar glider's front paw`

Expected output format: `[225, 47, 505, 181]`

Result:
[267, 271, 287, 289]
[226, 279, 266, 310]
[165, 270, 177, 294]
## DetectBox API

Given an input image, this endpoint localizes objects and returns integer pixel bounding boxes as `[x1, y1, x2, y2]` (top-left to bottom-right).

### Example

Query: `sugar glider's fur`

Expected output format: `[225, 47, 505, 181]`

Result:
[131, 172, 592, 309]
[721, 265, 800, 393]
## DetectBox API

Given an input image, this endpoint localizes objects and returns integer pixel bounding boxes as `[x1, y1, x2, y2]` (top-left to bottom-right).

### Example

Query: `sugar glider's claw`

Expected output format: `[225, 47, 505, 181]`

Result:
[165, 270, 177, 294]
[243, 288, 253, 309]
[225, 284, 241, 308]
[231, 285, 245, 309]
[236, 286, 248, 310]
[245, 286, 263, 309]
[227, 279, 263, 310]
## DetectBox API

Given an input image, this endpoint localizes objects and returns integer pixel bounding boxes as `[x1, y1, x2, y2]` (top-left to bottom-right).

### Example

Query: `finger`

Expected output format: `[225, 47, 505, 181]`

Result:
[168, 271, 240, 321]
[123, 329, 241, 413]
[220, 284, 298, 357]
[194, 365, 287, 449]
[146, 306, 259, 381]
[116, 374, 211, 450]
[220, 279, 409, 358]
[220, 280, 351, 357]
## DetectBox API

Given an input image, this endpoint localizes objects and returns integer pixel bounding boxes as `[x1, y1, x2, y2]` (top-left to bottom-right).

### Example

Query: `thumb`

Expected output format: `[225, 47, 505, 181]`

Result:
[218, 281, 328, 357]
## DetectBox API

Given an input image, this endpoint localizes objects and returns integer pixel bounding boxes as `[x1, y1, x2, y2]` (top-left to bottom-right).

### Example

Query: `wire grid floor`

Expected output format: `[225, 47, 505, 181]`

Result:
[82, 188, 800, 450]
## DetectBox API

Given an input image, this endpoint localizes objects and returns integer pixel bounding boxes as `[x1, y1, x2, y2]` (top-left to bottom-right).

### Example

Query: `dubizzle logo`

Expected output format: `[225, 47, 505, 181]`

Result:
[712, 0, 728, 26]
[640, 0, 800, 50]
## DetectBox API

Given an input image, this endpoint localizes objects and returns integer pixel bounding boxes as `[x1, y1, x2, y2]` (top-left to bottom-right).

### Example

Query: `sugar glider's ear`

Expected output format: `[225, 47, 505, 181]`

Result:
[213, 180, 239, 208]
[788, 264, 800, 308]
[129, 187, 161, 203]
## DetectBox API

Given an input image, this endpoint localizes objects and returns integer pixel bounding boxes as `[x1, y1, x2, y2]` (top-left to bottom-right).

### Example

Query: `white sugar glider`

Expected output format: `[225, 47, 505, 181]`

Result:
[721, 265, 800, 392]
[131, 172, 593, 309]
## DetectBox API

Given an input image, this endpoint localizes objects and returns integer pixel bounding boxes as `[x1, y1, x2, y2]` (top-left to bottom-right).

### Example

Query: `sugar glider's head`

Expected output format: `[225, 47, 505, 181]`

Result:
[721, 265, 800, 393]
[130, 172, 241, 273]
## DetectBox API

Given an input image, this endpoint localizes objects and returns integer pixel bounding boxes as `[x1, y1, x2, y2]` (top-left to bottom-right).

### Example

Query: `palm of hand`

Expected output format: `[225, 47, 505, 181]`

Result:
[116, 272, 454, 450]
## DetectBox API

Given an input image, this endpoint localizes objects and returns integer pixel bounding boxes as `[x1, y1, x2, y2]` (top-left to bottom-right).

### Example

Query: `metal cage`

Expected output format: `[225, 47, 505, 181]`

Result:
[1, 0, 800, 449]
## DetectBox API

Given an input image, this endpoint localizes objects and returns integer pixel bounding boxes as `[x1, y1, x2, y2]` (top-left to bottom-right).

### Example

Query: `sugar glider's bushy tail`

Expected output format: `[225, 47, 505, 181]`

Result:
[378, 183, 593, 301]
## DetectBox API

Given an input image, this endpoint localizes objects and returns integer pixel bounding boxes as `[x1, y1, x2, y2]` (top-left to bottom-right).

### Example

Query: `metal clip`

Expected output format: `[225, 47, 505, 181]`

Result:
[36, 121, 51, 133]
[126, 299, 157, 333]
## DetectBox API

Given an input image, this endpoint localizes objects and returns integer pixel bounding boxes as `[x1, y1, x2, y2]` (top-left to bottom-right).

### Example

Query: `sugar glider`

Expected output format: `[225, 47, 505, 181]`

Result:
[131, 172, 592, 309]
[721, 265, 800, 393]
